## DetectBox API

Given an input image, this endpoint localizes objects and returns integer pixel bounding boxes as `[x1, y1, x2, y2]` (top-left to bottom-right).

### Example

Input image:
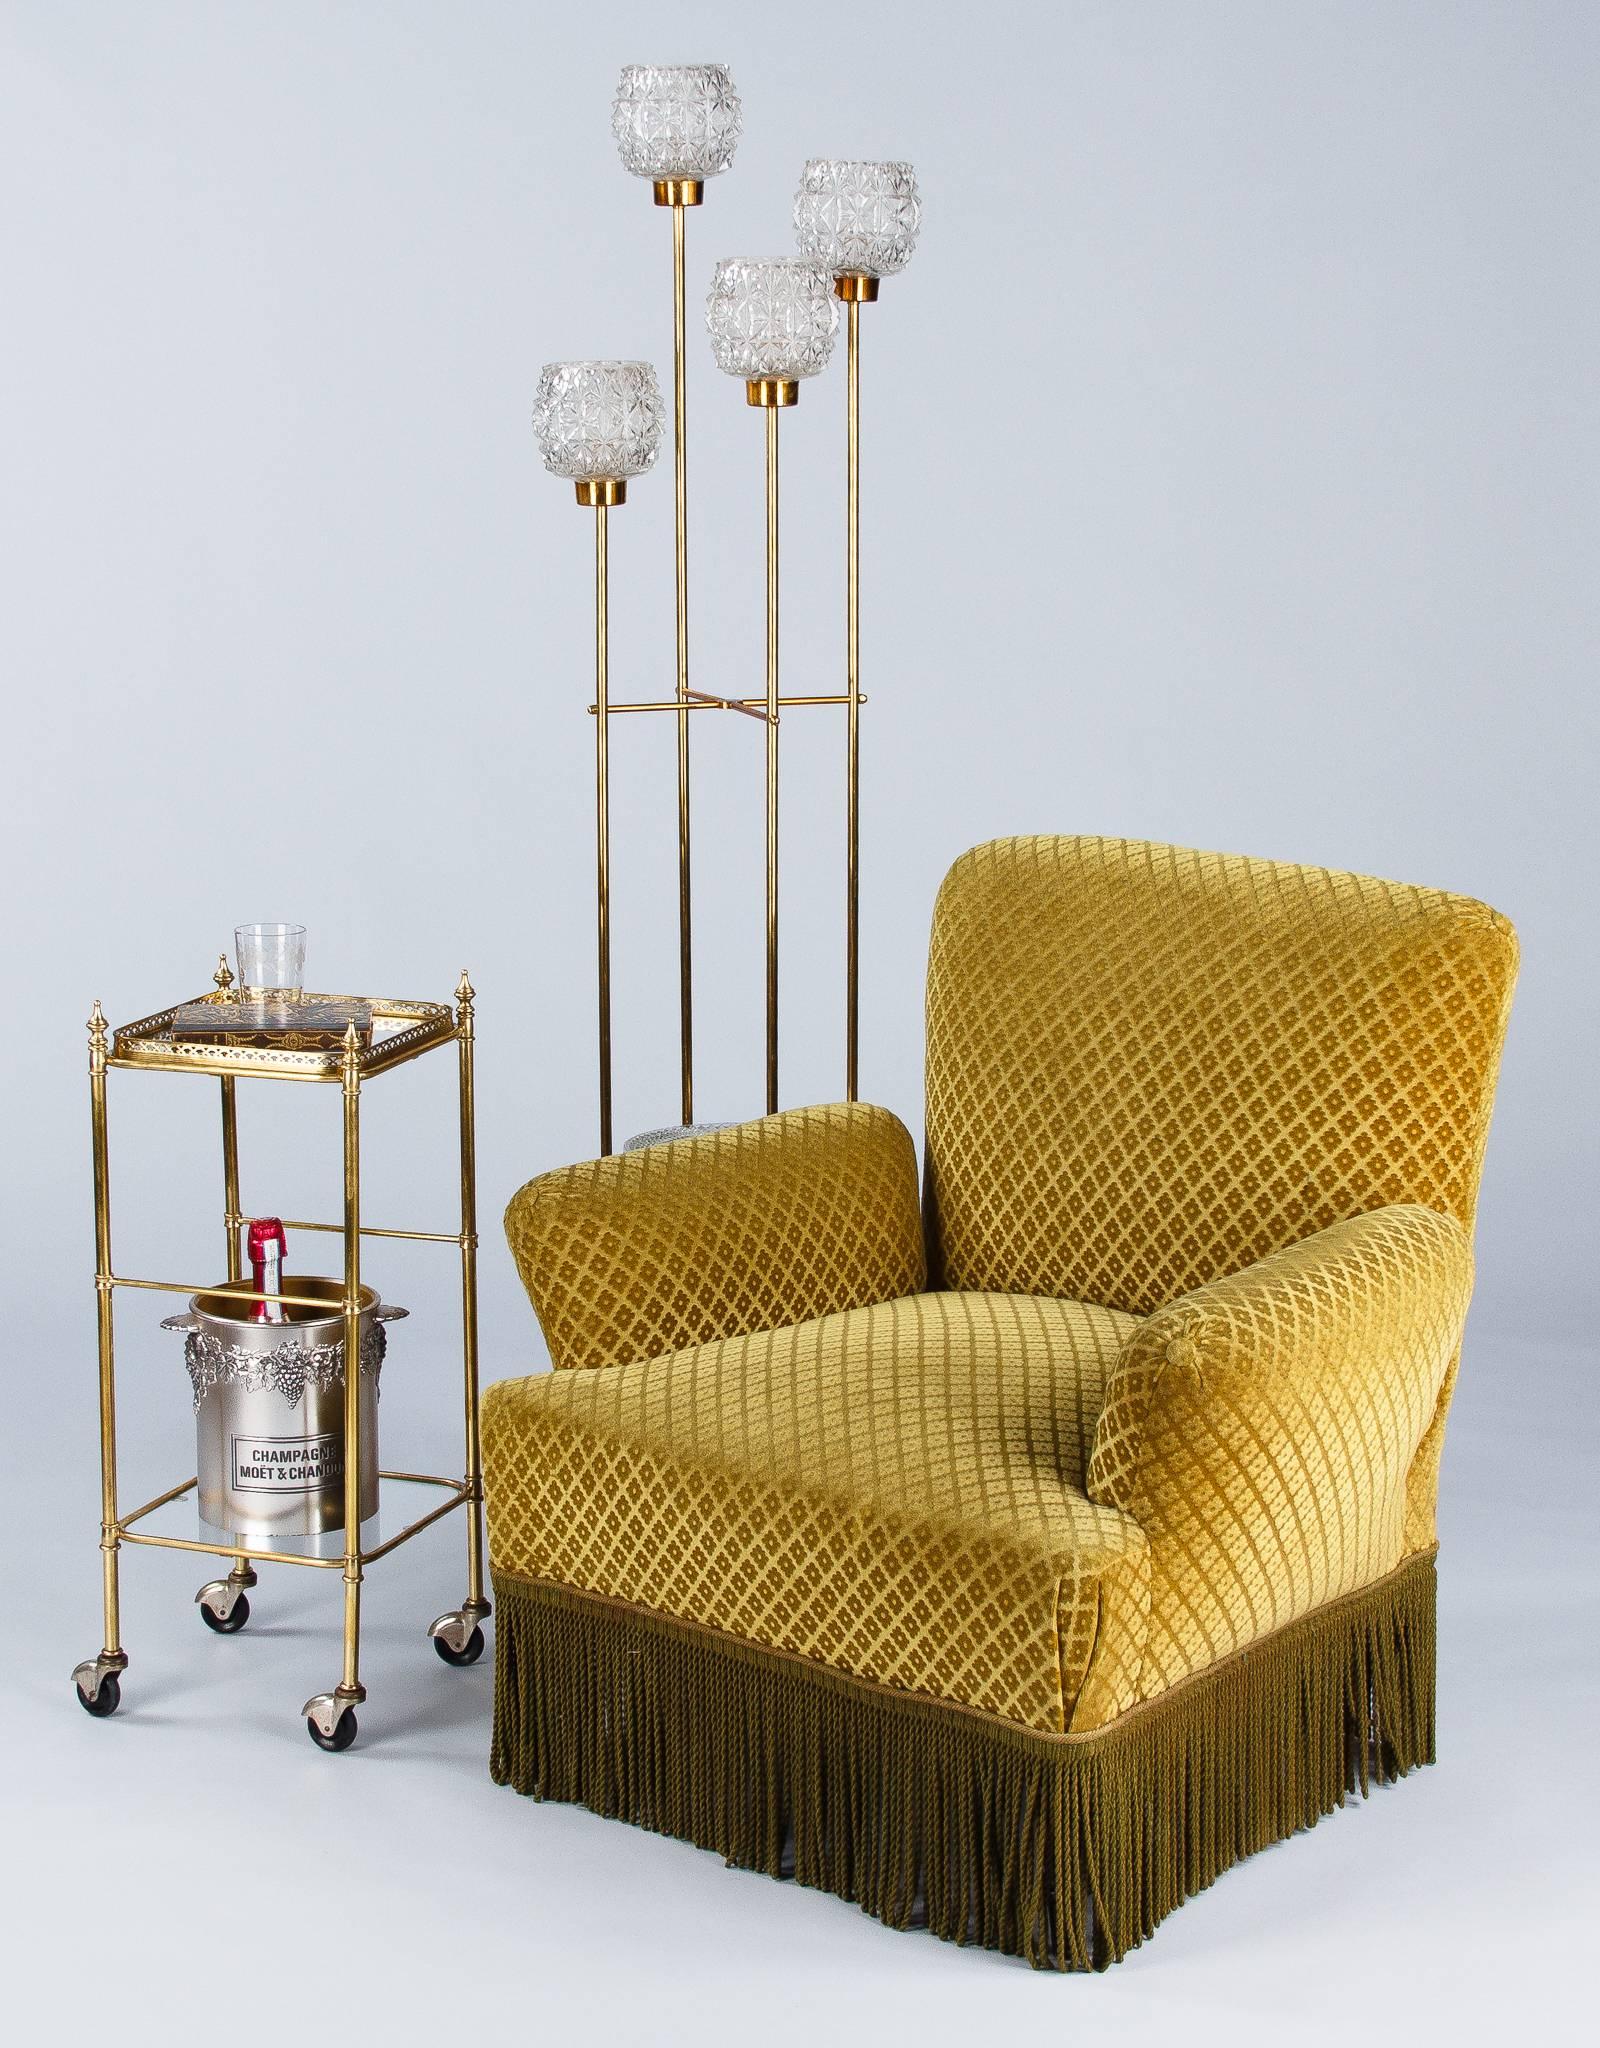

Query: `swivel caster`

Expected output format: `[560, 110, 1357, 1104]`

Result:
[72, 1655, 126, 1719]
[307, 1709, 357, 1752]
[432, 1624, 484, 1668]
[303, 1689, 360, 1754]
[196, 1576, 252, 1633]
[428, 1604, 490, 1667]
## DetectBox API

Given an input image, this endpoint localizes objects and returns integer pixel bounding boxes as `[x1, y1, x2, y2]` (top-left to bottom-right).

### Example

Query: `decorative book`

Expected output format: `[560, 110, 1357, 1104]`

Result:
[165, 998, 374, 1051]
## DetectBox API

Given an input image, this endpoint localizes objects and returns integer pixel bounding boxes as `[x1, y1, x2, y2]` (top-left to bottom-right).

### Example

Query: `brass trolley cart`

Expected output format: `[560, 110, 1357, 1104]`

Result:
[70, 964, 489, 1753]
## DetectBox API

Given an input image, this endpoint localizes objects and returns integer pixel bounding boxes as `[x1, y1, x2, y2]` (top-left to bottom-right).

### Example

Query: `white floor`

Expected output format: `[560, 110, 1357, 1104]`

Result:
[5, 1327, 1594, 2048]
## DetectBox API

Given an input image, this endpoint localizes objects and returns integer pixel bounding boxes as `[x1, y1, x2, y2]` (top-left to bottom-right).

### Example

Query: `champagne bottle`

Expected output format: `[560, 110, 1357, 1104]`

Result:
[247, 1217, 288, 1325]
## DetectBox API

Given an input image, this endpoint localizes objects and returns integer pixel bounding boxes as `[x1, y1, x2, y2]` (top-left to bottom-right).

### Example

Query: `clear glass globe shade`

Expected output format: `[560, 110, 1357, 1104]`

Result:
[532, 361, 665, 482]
[704, 260, 840, 382]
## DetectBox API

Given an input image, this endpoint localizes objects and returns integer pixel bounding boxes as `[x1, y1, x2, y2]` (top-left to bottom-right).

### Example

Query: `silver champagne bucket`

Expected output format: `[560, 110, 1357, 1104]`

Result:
[162, 1279, 406, 1537]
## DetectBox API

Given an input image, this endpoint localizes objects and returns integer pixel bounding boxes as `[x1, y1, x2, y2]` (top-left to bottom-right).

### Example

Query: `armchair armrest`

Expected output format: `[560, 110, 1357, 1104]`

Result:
[503, 1102, 925, 1370]
[1087, 1203, 1474, 1697]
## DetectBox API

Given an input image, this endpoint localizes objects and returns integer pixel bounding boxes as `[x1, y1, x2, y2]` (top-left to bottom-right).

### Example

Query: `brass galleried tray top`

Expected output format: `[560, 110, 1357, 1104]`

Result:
[111, 990, 457, 1081]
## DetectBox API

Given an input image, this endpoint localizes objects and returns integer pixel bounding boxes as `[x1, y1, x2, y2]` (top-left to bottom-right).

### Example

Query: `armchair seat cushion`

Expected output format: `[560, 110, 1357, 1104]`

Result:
[484, 1290, 1150, 1735]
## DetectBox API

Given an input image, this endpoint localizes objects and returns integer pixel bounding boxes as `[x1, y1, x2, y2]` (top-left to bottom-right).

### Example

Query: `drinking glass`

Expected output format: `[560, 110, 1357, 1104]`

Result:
[235, 923, 306, 999]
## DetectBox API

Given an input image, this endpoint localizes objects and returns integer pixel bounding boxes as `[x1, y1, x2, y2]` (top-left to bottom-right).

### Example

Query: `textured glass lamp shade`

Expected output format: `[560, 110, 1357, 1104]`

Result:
[793, 160, 922, 279]
[705, 261, 840, 382]
[532, 361, 665, 483]
[612, 64, 742, 180]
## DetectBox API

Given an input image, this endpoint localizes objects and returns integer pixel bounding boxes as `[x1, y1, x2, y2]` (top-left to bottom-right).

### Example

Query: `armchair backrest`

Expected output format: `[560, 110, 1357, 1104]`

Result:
[924, 836, 1517, 1315]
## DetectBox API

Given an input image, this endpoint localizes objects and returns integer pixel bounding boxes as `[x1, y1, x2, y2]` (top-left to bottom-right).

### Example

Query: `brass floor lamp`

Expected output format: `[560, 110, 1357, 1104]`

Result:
[530, 359, 667, 1158]
[535, 68, 922, 1153]
[612, 65, 741, 1133]
[706, 259, 842, 1112]
[794, 160, 924, 1099]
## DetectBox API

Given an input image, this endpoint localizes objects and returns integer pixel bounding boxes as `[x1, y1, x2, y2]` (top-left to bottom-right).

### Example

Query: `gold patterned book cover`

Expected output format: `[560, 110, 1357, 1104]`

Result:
[164, 998, 374, 1050]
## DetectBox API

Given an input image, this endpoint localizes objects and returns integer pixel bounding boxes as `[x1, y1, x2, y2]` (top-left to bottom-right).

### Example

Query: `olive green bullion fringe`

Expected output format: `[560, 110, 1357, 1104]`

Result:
[489, 1553, 1437, 1970]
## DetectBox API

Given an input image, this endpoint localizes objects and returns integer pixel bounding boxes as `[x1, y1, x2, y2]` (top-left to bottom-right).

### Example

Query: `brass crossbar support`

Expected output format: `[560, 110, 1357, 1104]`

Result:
[588, 692, 862, 719]
[116, 1473, 470, 1571]
[689, 685, 768, 724]
[270, 1218, 466, 1246]
[107, 1277, 361, 1311]
[118, 1476, 200, 1527]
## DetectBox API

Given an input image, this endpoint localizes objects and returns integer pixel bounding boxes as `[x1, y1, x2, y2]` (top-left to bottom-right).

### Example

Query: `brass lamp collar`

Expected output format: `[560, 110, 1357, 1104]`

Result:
[746, 378, 799, 409]
[653, 177, 704, 207]
[833, 273, 880, 303]
[575, 478, 628, 507]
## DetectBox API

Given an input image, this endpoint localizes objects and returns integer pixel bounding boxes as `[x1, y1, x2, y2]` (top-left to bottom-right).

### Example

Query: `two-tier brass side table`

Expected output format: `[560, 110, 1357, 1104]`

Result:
[71, 964, 490, 1753]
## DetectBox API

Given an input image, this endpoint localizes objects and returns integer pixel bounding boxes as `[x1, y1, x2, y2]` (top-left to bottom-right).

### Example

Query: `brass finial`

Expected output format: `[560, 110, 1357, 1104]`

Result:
[342, 1019, 361, 1069]
[456, 969, 475, 1013]
[213, 954, 235, 995]
[88, 999, 108, 1070]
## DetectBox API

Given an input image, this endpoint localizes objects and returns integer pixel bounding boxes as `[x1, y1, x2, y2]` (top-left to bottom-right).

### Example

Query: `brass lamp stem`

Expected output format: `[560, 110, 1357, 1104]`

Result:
[672, 199, 694, 1126]
[835, 270, 879, 1099]
[594, 502, 613, 1156]
[845, 295, 861, 1102]
[765, 403, 780, 1116]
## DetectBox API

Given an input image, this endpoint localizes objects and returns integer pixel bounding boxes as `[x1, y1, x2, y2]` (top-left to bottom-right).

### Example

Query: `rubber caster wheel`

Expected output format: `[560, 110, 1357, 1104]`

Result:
[77, 1673, 121, 1719]
[307, 1709, 357, 1753]
[432, 1624, 484, 1668]
[200, 1592, 249, 1634]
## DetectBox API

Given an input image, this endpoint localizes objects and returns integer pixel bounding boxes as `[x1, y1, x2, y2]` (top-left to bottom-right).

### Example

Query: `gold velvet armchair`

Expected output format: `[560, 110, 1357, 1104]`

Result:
[483, 835, 1517, 1967]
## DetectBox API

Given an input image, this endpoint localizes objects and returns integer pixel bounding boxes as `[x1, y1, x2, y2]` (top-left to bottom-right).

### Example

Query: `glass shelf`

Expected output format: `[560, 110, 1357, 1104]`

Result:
[119, 1472, 469, 1569]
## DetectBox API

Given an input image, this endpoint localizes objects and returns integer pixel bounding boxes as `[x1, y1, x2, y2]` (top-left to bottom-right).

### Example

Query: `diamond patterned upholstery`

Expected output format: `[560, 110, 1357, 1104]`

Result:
[926, 836, 1516, 1312]
[1088, 1203, 1474, 1695]
[504, 1101, 924, 1372]
[484, 1290, 1149, 1734]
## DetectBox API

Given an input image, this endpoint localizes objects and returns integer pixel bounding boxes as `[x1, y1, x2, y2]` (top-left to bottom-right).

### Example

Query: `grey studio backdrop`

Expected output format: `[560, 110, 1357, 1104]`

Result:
[1, 4, 1594, 2043]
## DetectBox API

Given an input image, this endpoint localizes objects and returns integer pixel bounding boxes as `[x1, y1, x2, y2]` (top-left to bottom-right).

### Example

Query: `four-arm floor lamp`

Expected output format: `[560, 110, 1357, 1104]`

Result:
[532, 64, 922, 1155]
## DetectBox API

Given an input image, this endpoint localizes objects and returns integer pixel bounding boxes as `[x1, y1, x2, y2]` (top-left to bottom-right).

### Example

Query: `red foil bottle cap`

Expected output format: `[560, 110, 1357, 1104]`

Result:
[247, 1217, 287, 1261]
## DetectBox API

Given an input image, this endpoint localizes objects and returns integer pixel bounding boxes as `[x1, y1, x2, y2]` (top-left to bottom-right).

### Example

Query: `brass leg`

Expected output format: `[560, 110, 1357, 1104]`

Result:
[672, 198, 695, 1128]
[304, 1024, 365, 1750]
[764, 404, 780, 1116]
[338, 1025, 363, 1699]
[208, 1077, 249, 1630]
[595, 501, 613, 1155]
[845, 297, 861, 1103]
[74, 1001, 128, 1715]
[428, 972, 491, 1670]
[220, 1075, 242, 1280]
